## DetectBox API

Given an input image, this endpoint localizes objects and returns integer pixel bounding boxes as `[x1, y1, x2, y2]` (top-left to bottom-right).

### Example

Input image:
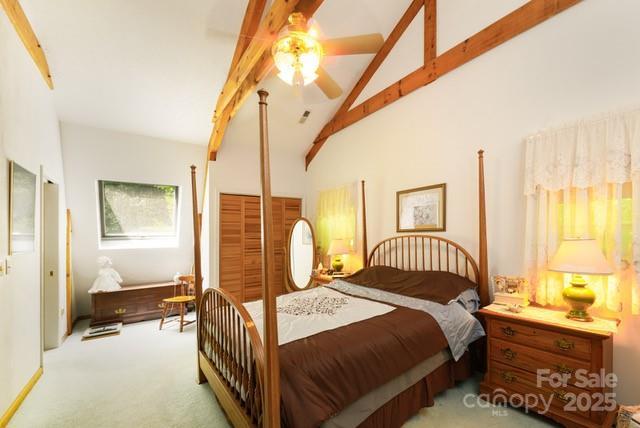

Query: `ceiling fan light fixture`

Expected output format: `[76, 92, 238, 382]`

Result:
[272, 15, 323, 88]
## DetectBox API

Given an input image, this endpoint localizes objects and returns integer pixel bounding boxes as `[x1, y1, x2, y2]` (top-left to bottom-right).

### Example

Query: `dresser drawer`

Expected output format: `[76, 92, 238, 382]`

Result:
[490, 338, 592, 388]
[490, 361, 591, 419]
[491, 318, 592, 361]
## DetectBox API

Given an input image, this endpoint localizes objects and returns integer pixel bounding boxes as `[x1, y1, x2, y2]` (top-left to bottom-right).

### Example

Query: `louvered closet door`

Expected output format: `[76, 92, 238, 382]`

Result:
[219, 194, 243, 299]
[219, 194, 301, 302]
[243, 196, 262, 302]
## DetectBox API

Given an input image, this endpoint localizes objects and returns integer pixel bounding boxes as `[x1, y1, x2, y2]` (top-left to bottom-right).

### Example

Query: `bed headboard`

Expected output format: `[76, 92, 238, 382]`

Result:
[367, 235, 480, 284]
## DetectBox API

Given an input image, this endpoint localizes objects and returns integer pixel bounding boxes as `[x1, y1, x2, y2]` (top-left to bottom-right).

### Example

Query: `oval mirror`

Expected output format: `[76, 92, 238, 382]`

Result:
[286, 217, 316, 291]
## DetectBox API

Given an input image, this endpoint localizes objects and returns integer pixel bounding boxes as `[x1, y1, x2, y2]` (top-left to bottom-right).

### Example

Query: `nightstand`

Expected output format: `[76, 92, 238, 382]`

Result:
[480, 304, 618, 427]
[312, 274, 333, 286]
[311, 273, 351, 286]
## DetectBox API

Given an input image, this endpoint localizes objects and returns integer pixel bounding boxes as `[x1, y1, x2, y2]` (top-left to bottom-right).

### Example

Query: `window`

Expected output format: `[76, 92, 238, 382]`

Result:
[98, 180, 179, 240]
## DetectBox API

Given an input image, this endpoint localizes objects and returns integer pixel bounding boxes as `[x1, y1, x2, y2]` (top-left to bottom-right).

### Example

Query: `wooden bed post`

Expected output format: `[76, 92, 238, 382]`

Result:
[190, 165, 205, 384]
[477, 150, 490, 306]
[257, 89, 281, 428]
[361, 180, 368, 268]
[191, 165, 204, 307]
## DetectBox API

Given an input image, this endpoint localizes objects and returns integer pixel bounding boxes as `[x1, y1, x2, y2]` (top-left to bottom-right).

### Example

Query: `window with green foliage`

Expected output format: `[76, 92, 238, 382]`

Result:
[98, 180, 179, 239]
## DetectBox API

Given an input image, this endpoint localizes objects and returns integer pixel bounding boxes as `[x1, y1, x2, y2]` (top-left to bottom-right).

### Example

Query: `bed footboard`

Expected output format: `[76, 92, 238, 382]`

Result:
[198, 288, 265, 427]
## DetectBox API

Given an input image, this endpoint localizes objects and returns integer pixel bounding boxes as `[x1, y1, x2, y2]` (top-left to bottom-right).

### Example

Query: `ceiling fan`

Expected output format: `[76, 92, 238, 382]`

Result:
[271, 13, 384, 99]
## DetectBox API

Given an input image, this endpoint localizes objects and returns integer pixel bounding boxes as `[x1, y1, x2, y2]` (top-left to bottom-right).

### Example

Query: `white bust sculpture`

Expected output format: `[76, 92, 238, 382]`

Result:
[88, 256, 123, 293]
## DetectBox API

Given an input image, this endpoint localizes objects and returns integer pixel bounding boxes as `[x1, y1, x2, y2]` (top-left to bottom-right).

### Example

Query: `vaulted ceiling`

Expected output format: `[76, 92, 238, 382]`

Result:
[20, 0, 411, 148]
[20, 0, 538, 157]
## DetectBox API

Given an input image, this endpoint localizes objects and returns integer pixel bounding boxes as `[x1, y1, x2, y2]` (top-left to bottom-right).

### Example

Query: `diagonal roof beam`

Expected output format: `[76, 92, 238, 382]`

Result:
[213, 0, 304, 123]
[305, 0, 425, 167]
[0, 0, 53, 89]
[207, 0, 325, 161]
[305, 0, 581, 168]
[226, 0, 267, 81]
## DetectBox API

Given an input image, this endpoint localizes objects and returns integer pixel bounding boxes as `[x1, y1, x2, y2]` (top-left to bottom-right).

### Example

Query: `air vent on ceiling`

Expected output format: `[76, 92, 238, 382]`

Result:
[299, 110, 311, 124]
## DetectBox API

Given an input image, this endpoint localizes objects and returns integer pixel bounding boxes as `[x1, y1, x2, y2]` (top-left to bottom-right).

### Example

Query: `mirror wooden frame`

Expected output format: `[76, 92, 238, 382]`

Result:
[285, 217, 317, 292]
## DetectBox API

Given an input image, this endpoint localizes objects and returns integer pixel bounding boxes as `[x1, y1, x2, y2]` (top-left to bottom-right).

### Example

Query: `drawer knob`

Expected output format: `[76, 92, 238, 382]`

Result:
[501, 348, 517, 361]
[114, 308, 127, 315]
[501, 371, 517, 384]
[501, 326, 516, 337]
[555, 338, 575, 351]
[554, 363, 574, 374]
[554, 389, 571, 403]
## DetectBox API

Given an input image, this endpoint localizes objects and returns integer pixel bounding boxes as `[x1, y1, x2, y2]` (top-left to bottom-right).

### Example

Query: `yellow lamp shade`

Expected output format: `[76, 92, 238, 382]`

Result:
[327, 239, 351, 256]
[548, 239, 613, 275]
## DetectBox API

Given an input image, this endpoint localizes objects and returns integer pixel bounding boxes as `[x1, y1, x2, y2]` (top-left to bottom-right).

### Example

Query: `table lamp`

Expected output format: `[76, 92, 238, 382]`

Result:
[548, 238, 613, 322]
[327, 239, 351, 273]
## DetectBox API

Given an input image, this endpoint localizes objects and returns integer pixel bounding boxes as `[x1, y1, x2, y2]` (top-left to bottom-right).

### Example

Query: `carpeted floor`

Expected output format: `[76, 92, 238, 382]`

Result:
[9, 317, 557, 428]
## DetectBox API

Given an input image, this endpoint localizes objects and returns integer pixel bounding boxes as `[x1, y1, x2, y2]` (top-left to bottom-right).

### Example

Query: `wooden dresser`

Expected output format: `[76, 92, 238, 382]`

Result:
[91, 282, 180, 326]
[480, 306, 617, 427]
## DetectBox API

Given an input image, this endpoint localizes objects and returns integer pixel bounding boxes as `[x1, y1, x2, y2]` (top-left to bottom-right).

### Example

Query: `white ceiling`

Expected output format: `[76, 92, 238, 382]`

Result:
[22, 0, 421, 151]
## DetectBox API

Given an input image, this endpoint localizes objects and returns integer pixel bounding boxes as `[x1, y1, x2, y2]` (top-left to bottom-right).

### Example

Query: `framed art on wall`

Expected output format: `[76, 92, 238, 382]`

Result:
[9, 161, 37, 254]
[396, 183, 446, 232]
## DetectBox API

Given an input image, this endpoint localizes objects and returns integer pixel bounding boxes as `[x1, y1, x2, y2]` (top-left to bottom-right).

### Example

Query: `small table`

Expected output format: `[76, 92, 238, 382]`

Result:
[311, 273, 351, 286]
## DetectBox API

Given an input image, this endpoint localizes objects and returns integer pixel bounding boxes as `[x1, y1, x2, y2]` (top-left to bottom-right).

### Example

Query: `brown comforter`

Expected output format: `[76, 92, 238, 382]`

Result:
[344, 266, 476, 304]
[278, 266, 476, 427]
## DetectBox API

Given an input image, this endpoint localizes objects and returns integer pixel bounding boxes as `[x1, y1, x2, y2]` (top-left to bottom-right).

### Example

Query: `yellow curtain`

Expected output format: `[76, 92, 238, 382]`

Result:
[316, 185, 357, 268]
[523, 109, 640, 316]
[526, 184, 637, 314]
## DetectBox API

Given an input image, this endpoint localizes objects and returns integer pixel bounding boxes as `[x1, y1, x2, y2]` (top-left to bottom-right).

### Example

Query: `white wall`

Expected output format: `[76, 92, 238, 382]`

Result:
[305, 0, 640, 404]
[208, 141, 307, 288]
[0, 17, 67, 417]
[61, 123, 206, 316]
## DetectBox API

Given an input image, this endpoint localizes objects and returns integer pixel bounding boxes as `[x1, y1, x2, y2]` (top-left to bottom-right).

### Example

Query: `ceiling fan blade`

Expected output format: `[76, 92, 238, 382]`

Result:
[315, 67, 343, 99]
[322, 34, 384, 56]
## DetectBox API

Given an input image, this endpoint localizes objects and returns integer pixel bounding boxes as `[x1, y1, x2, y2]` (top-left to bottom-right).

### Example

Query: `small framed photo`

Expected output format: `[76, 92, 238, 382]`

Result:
[396, 183, 446, 232]
[493, 275, 529, 306]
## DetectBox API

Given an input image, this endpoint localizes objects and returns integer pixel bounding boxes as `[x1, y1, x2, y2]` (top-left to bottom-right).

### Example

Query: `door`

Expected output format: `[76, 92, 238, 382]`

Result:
[219, 194, 302, 302]
[43, 182, 60, 350]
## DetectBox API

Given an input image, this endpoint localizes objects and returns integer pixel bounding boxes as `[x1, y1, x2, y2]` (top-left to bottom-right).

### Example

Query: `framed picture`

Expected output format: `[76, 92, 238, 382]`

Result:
[9, 161, 37, 254]
[492, 275, 529, 306]
[396, 183, 446, 232]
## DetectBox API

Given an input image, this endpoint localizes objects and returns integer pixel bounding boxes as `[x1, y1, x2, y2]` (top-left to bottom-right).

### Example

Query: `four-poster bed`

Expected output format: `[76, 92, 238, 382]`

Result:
[190, 91, 490, 427]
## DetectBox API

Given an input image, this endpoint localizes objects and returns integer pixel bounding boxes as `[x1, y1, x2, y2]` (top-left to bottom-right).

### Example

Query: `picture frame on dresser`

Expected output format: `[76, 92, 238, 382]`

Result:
[396, 183, 446, 232]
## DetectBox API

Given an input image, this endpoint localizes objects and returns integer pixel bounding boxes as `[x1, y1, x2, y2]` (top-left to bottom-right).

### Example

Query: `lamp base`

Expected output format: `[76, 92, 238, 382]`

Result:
[562, 274, 596, 323]
[331, 257, 344, 273]
[565, 309, 594, 322]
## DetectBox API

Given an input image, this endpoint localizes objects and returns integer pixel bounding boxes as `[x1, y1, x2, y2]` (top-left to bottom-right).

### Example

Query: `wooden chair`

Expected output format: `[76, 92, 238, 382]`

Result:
[159, 275, 196, 332]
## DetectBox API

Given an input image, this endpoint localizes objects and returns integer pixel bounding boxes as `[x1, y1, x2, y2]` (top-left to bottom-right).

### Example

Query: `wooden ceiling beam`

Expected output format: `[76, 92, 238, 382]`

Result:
[208, 0, 324, 160]
[0, 0, 53, 89]
[306, 0, 581, 168]
[212, 0, 304, 123]
[305, 0, 424, 166]
[424, 0, 436, 63]
[226, 0, 267, 80]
